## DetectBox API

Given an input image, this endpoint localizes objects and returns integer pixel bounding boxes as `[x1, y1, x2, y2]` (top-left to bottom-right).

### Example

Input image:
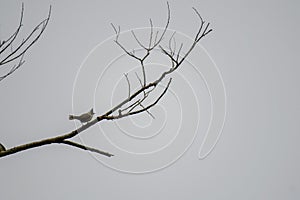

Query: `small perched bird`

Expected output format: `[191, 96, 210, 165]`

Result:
[69, 108, 95, 124]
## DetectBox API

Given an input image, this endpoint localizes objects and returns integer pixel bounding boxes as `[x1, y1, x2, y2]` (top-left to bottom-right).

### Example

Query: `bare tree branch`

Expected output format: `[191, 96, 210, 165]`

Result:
[124, 73, 131, 98]
[60, 140, 114, 157]
[0, 3, 51, 82]
[111, 2, 171, 87]
[0, 4, 24, 55]
[148, 18, 154, 49]
[131, 30, 147, 50]
[140, 103, 156, 119]
[0, 3, 212, 159]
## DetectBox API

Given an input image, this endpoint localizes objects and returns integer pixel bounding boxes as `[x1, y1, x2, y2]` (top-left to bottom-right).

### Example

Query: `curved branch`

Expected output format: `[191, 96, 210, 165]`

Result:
[0, 4, 51, 82]
[0, 3, 24, 55]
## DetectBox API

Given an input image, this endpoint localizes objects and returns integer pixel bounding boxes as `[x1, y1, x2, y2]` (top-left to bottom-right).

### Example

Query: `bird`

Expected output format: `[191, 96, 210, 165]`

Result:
[69, 108, 95, 124]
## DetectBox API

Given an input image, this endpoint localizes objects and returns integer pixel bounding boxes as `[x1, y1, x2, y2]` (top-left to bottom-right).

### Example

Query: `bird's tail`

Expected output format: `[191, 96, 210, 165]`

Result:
[69, 115, 75, 120]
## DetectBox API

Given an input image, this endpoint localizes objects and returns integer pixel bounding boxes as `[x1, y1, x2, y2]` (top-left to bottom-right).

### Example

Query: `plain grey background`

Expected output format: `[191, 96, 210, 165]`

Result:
[0, 0, 299, 199]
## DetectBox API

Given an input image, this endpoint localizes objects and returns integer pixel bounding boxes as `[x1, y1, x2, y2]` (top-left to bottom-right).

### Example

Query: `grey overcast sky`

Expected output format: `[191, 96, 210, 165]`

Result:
[0, 0, 299, 199]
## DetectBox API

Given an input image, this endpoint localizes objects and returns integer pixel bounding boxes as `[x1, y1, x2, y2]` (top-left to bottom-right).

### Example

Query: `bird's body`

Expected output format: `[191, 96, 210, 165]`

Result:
[69, 108, 95, 124]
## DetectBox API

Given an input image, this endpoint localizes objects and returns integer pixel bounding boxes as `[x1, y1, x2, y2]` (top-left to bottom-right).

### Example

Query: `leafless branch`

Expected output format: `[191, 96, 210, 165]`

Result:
[0, 3, 212, 159]
[0, 4, 24, 55]
[60, 140, 114, 157]
[0, 3, 51, 82]
[124, 73, 131, 98]
[104, 78, 172, 120]
[121, 99, 141, 113]
[148, 19, 153, 49]
[140, 103, 155, 119]
[110, 23, 140, 60]
[111, 2, 171, 87]
[135, 72, 146, 96]
[0, 53, 25, 81]
[131, 30, 147, 50]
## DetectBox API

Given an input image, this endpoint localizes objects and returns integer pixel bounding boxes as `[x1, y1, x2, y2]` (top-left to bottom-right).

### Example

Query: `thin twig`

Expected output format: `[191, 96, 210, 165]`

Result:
[121, 99, 141, 112]
[131, 30, 147, 50]
[140, 103, 155, 119]
[0, 3, 24, 55]
[124, 73, 131, 98]
[135, 72, 146, 96]
[150, 1, 170, 50]
[148, 18, 153, 48]
[61, 140, 114, 157]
